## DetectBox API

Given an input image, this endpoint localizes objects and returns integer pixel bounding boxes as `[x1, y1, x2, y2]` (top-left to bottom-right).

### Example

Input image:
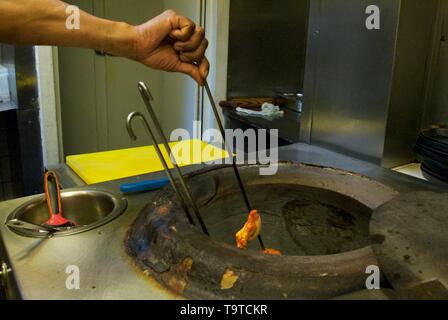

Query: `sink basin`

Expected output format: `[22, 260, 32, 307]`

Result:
[5, 189, 127, 238]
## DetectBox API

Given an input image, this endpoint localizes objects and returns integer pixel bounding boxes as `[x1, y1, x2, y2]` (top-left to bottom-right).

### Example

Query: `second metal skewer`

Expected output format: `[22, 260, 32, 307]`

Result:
[127, 111, 195, 227]
[132, 80, 265, 251]
[132, 82, 210, 236]
[203, 80, 265, 251]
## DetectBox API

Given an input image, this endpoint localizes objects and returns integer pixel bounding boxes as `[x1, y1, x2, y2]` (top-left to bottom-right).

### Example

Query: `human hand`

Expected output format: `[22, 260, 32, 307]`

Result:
[132, 10, 209, 85]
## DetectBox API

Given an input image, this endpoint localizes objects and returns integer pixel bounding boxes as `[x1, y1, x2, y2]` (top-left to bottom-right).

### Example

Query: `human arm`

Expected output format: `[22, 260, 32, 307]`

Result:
[0, 0, 209, 84]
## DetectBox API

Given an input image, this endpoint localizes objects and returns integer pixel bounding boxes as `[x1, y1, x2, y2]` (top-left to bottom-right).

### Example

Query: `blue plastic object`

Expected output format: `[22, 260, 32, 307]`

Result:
[120, 177, 170, 194]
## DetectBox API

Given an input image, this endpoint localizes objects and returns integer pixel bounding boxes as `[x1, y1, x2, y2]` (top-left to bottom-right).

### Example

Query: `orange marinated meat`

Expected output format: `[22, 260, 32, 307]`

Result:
[236, 210, 262, 249]
[262, 248, 282, 255]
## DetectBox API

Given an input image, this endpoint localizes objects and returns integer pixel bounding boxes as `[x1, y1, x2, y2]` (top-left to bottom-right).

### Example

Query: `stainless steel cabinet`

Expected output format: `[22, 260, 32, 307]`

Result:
[422, 1, 448, 128]
[302, 0, 438, 168]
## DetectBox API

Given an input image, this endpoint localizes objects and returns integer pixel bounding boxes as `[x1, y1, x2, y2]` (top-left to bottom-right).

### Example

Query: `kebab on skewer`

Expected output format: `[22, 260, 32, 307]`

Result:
[235, 210, 282, 255]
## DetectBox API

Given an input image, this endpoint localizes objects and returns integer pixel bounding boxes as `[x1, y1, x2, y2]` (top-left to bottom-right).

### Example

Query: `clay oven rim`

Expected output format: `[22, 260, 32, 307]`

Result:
[168, 222, 377, 278]
[133, 161, 399, 277]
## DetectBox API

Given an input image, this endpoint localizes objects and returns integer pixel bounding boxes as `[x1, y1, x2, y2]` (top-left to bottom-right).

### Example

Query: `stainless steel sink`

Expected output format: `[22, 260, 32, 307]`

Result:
[5, 189, 127, 238]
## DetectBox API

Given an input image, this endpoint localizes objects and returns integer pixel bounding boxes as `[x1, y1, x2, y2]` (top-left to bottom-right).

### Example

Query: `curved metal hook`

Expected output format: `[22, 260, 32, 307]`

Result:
[135, 82, 210, 236]
[125, 81, 210, 236]
[126, 111, 149, 141]
[125, 110, 196, 227]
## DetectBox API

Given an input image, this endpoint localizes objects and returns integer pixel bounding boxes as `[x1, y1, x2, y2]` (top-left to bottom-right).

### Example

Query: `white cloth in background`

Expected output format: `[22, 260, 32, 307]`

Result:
[236, 103, 284, 118]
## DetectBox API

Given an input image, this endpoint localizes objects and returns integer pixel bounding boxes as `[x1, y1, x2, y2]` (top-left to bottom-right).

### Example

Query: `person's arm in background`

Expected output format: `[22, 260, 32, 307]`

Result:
[0, 0, 209, 84]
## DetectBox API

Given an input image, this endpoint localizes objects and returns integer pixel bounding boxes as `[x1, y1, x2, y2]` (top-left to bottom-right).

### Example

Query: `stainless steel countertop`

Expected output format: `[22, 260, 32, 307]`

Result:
[0, 143, 446, 300]
[0, 189, 181, 300]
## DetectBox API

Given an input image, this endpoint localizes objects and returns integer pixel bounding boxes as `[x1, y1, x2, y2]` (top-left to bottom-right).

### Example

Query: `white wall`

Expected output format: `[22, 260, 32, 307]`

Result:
[160, 0, 201, 137]
[202, 0, 230, 134]
[36, 46, 62, 167]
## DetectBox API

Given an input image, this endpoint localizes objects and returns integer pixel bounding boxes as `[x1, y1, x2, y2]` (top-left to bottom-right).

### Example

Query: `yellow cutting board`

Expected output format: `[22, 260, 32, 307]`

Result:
[66, 139, 230, 184]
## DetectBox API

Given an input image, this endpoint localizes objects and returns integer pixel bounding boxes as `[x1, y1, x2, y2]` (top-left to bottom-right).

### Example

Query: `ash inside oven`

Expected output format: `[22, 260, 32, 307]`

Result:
[283, 199, 370, 255]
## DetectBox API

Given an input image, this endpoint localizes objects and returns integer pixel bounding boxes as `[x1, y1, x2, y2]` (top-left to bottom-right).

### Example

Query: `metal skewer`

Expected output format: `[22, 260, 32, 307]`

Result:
[136, 82, 210, 236]
[127, 111, 195, 226]
[203, 80, 265, 251]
